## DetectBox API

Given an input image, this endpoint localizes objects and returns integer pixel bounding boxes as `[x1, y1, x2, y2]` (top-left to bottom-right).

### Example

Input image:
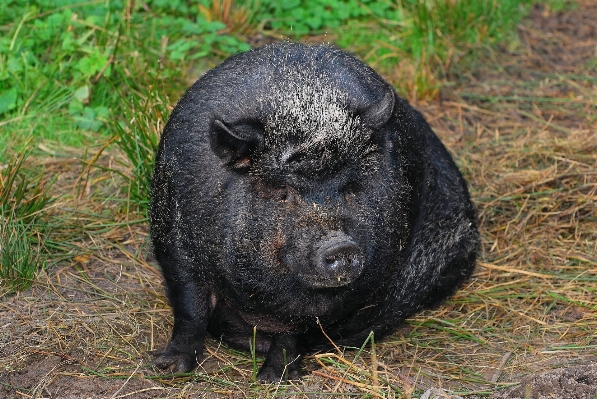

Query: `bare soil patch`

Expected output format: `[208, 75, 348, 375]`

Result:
[487, 364, 597, 399]
[1, 1, 596, 398]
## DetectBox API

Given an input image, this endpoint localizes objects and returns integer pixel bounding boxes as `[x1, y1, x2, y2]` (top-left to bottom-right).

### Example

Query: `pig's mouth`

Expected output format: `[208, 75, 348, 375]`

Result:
[299, 273, 357, 289]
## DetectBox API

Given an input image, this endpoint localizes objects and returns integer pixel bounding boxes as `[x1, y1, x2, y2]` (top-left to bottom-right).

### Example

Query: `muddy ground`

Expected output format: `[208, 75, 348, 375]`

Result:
[1, 2, 596, 398]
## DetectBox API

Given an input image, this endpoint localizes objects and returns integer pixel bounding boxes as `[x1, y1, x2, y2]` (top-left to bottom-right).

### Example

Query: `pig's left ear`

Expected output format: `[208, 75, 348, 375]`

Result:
[210, 119, 264, 169]
[358, 86, 395, 129]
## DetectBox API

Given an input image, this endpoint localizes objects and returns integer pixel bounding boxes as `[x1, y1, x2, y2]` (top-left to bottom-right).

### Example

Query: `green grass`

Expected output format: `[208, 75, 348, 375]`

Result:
[1, 0, 565, 157]
[0, 217, 44, 292]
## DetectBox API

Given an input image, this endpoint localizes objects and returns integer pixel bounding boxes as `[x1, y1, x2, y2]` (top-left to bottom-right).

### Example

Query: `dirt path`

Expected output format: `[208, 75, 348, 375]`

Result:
[1, 2, 596, 398]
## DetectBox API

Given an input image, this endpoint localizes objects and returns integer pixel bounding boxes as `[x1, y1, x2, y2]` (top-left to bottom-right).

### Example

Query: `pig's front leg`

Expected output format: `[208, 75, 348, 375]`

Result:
[153, 282, 212, 373]
[257, 333, 303, 382]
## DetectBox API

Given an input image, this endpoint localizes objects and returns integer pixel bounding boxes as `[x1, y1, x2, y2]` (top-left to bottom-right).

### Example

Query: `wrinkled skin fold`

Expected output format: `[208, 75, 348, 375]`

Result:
[149, 43, 479, 382]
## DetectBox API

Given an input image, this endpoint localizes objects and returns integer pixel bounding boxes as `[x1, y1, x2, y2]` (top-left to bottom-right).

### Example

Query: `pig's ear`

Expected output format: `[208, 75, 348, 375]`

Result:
[358, 86, 395, 129]
[211, 119, 264, 169]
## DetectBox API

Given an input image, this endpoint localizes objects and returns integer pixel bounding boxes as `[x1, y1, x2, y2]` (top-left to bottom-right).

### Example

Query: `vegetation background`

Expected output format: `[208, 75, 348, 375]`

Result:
[0, 0, 595, 398]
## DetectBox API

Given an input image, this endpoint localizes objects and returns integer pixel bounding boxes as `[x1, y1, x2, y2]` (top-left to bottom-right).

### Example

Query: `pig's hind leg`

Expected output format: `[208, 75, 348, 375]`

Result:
[402, 125, 479, 311]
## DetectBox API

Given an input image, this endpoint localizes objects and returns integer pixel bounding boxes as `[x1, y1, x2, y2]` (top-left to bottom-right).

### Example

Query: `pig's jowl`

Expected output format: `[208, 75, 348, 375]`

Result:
[150, 43, 479, 382]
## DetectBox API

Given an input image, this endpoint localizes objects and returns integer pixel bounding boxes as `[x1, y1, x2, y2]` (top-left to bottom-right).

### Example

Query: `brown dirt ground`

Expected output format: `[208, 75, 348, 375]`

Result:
[1, 1, 596, 398]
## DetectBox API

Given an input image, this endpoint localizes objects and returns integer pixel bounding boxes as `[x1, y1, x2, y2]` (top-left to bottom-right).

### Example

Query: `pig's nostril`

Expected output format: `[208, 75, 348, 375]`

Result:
[325, 255, 348, 271]
[325, 252, 357, 271]
[325, 256, 336, 268]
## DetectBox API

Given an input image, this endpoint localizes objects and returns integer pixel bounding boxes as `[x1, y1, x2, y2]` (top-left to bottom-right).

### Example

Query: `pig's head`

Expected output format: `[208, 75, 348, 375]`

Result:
[177, 44, 419, 319]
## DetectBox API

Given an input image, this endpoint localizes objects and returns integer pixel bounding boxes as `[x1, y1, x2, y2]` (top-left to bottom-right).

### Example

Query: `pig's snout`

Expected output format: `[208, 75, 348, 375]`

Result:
[311, 232, 364, 288]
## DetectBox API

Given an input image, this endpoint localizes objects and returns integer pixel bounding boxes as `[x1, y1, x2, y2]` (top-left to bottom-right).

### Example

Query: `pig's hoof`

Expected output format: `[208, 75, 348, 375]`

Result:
[286, 369, 302, 380]
[152, 347, 199, 373]
[257, 366, 282, 383]
[256, 364, 301, 383]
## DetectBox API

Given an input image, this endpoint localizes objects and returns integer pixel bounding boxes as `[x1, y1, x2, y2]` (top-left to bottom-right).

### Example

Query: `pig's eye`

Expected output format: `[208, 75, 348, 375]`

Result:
[232, 157, 252, 170]
[273, 184, 295, 203]
[341, 182, 360, 201]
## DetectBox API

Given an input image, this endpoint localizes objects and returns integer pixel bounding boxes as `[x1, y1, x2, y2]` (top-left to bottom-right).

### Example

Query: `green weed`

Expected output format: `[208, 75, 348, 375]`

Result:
[255, 0, 367, 34]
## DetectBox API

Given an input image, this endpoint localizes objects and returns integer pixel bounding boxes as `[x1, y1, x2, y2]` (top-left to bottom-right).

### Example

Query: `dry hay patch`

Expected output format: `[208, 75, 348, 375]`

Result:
[409, 1, 597, 396]
[0, 253, 171, 398]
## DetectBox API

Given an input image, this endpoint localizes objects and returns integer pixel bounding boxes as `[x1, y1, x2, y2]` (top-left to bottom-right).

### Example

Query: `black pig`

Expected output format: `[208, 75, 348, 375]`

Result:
[150, 43, 479, 382]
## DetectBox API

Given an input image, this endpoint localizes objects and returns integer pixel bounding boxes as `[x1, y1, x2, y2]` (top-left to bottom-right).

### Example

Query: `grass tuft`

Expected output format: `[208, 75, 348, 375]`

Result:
[111, 84, 170, 212]
[200, 0, 260, 36]
[0, 216, 44, 292]
[0, 144, 53, 291]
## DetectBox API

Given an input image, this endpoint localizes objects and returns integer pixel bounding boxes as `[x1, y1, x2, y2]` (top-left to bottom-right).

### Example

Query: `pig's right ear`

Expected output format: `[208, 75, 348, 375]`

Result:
[210, 119, 264, 169]
[358, 86, 395, 129]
